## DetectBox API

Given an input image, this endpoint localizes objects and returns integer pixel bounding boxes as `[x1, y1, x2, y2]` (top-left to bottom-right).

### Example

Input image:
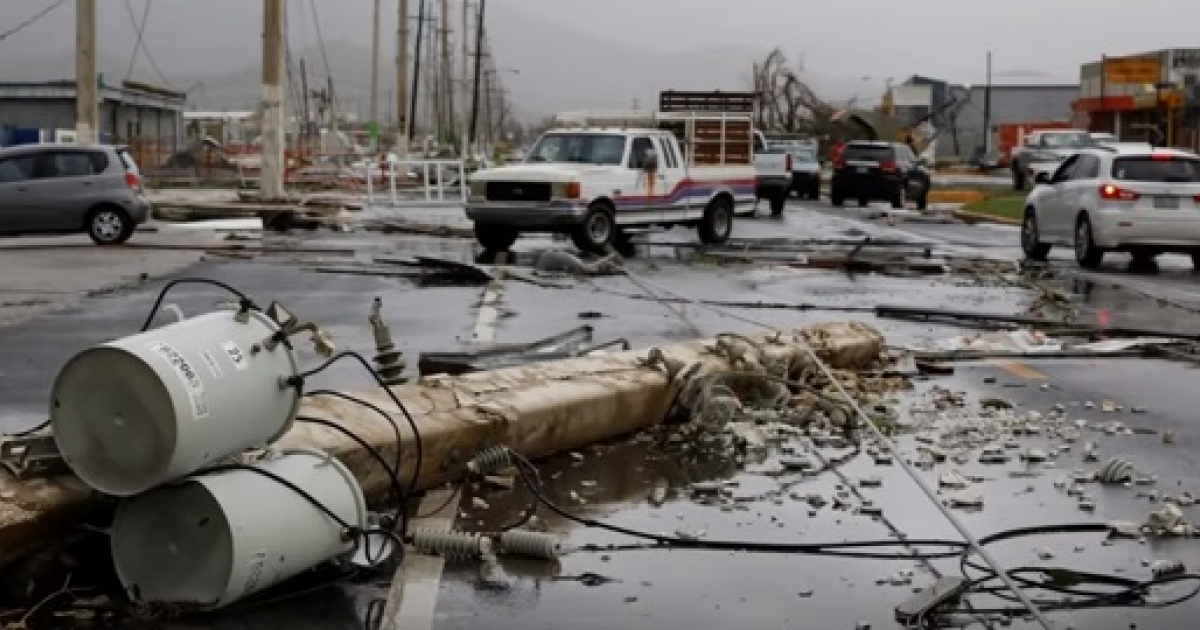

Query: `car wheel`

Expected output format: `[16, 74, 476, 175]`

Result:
[916, 192, 929, 211]
[891, 186, 905, 209]
[613, 230, 637, 258]
[808, 182, 821, 200]
[87, 206, 134, 245]
[1021, 210, 1052, 261]
[831, 190, 844, 207]
[474, 223, 519, 251]
[1012, 169, 1026, 191]
[699, 196, 734, 244]
[571, 202, 616, 254]
[858, 197, 869, 208]
[1074, 215, 1104, 269]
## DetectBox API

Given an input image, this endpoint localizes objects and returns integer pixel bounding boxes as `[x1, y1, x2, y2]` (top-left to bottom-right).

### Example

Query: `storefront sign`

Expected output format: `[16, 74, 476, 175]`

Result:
[1104, 55, 1161, 84]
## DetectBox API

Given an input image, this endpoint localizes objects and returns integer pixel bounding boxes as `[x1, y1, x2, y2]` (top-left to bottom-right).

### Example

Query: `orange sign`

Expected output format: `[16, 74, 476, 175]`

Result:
[1104, 55, 1161, 85]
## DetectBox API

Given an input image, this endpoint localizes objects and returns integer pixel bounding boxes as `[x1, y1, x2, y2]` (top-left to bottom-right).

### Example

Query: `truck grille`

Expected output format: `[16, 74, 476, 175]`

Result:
[486, 182, 552, 202]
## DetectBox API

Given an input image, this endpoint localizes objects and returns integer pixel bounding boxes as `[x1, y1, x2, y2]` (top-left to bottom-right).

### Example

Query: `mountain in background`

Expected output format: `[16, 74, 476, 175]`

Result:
[0, 3, 888, 123]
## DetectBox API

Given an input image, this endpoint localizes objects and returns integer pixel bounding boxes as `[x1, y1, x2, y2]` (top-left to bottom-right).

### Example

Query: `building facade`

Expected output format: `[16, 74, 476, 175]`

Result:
[890, 76, 1078, 159]
[1073, 48, 1200, 150]
[0, 79, 185, 165]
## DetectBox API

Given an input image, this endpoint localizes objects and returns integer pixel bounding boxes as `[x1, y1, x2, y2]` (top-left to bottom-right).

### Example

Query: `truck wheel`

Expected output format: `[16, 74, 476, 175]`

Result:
[699, 196, 734, 244]
[769, 190, 787, 216]
[858, 197, 869, 208]
[1012, 169, 1026, 191]
[916, 191, 929, 211]
[891, 186, 905, 209]
[474, 223, 519, 251]
[831, 192, 844, 207]
[571, 202, 616, 254]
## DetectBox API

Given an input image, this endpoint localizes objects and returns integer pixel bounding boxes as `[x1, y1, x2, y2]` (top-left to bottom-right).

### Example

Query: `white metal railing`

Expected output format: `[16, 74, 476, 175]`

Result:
[364, 158, 468, 207]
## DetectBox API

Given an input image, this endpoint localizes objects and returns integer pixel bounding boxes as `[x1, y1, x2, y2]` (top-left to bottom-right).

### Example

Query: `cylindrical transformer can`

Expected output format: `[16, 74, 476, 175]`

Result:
[50, 308, 300, 496]
[111, 449, 367, 609]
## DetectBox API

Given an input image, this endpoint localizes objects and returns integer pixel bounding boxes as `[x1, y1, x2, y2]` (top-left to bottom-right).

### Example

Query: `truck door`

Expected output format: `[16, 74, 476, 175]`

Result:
[653, 135, 688, 220]
[626, 135, 663, 224]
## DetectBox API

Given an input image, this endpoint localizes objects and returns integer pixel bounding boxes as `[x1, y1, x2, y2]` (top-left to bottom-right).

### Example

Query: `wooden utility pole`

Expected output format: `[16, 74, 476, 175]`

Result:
[468, 0, 485, 154]
[440, 0, 455, 145]
[397, 0, 410, 155]
[369, 0, 381, 150]
[260, 0, 286, 200]
[75, 0, 98, 144]
[460, 0, 470, 158]
[299, 59, 311, 156]
[411, 0, 427, 148]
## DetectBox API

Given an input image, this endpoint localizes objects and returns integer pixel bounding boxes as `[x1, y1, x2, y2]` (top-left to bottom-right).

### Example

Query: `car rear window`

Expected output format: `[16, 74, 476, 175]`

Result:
[843, 145, 894, 161]
[1111, 157, 1200, 183]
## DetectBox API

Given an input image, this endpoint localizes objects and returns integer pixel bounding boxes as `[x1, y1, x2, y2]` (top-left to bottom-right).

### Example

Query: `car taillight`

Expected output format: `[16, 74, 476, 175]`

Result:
[124, 171, 140, 189]
[880, 160, 897, 172]
[1099, 184, 1139, 201]
[565, 181, 581, 199]
[834, 159, 846, 169]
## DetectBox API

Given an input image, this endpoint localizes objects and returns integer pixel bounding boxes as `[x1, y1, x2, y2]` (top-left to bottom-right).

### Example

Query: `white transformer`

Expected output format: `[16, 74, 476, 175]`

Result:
[49, 308, 301, 496]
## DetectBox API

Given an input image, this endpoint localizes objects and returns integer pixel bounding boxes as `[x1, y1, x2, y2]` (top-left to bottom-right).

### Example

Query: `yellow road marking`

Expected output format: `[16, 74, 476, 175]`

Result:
[991, 359, 1046, 380]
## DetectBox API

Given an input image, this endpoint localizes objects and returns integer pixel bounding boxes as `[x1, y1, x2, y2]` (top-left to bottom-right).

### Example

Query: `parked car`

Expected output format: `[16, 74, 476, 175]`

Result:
[0, 144, 150, 245]
[1021, 146, 1200, 270]
[830, 141, 930, 209]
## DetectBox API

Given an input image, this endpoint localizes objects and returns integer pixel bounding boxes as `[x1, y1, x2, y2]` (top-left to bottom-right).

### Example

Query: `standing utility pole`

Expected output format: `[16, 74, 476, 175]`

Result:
[982, 51, 993, 155]
[397, 0, 411, 155]
[411, 0, 427, 147]
[300, 58, 311, 156]
[440, 0, 454, 144]
[1099, 54, 1108, 132]
[460, 0, 470, 158]
[369, 0, 381, 150]
[468, 0, 486, 154]
[260, 0, 286, 200]
[75, 0, 98, 144]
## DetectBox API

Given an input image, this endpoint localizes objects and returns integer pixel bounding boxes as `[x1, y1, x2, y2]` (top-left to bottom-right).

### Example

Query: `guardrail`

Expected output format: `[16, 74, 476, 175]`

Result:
[364, 158, 468, 207]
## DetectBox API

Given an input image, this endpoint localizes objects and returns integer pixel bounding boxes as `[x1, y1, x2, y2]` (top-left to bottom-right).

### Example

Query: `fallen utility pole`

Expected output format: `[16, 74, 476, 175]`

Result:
[0, 323, 883, 574]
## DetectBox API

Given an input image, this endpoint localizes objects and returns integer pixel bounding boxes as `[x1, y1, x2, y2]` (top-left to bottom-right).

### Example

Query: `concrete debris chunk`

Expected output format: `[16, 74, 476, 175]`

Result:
[939, 470, 970, 490]
[1082, 442, 1099, 463]
[948, 493, 984, 509]
[978, 448, 1009, 464]
[1146, 504, 1185, 533]
[1163, 429, 1176, 445]
[1021, 448, 1049, 463]
[1079, 500, 1096, 512]
[859, 476, 883, 488]
[1036, 548, 1055, 561]
[1101, 400, 1118, 413]
[691, 481, 722, 497]
[471, 497, 491, 510]
[1151, 560, 1185, 578]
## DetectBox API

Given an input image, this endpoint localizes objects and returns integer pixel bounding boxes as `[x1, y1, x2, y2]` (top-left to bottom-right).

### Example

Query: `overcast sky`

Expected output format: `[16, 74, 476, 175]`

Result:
[0, 0, 1196, 97]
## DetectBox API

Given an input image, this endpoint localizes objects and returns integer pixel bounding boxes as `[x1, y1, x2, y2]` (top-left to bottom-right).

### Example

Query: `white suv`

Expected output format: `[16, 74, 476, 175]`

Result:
[1021, 146, 1200, 270]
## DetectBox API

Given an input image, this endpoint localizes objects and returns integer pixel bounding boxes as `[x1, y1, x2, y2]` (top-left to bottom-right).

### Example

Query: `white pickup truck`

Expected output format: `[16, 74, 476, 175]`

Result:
[753, 131, 794, 212]
[466, 111, 760, 253]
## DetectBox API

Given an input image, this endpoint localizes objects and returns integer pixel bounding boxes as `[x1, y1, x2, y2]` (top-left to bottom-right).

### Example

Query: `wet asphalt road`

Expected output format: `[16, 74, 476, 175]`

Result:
[2, 197, 1200, 629]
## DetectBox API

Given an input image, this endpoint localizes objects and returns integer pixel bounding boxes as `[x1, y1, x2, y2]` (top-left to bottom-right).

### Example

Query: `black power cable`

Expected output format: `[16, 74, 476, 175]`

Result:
[295, 415, 405, 508]
[503, 449, 969, 560]
[305, 390, 404, 485]
[139, 277, 256, 332]
[291, 351, 423, 505]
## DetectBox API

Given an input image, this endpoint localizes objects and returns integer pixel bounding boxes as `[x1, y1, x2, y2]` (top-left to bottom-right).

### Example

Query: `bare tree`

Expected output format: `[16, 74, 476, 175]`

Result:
[751, 47, 836, 136]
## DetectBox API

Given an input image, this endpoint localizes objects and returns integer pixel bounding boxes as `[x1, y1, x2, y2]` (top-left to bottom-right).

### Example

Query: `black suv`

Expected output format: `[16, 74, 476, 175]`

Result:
[831, 141, 931, 210]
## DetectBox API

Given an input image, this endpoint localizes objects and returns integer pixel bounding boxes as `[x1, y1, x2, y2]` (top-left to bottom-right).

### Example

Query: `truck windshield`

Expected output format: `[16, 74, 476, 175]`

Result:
[527, 134, 627, 166]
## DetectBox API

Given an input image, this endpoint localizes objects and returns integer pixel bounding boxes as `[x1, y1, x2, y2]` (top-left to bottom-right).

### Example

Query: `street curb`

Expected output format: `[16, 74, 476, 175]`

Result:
[952, 208, 1022, 227]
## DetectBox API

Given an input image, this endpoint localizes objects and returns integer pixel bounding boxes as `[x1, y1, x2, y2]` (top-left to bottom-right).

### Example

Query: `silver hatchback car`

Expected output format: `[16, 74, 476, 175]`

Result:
[0, 144, 152, 245]
[1022, 146, 1200, 270]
